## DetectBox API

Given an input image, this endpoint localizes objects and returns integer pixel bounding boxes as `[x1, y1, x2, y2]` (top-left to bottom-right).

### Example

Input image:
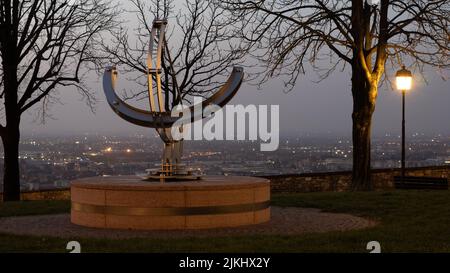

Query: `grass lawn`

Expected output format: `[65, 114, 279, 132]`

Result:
[1, 190, 450, 253]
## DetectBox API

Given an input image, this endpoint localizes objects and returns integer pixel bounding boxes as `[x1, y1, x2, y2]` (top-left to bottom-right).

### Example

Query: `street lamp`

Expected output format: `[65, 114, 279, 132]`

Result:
[396, 66, 413, 180]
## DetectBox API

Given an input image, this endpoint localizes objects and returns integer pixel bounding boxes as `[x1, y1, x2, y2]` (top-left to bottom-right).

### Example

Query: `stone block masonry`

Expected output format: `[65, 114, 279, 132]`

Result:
[264, 166, 449, 193]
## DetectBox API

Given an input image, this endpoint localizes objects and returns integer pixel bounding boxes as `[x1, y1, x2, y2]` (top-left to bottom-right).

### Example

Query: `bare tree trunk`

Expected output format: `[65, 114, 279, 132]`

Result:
[2, 123, 21, 201]
[351, 62, 376, 191]
[1, 81, 21, 201]
[1, 31, 21, 201]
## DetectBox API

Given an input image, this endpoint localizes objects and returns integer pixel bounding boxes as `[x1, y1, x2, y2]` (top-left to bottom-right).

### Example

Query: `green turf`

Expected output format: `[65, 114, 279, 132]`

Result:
[1, 190, 450, 252]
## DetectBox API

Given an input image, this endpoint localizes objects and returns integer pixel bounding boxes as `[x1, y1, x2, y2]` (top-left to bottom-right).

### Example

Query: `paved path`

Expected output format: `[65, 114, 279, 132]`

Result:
[0, 207, 376, 239]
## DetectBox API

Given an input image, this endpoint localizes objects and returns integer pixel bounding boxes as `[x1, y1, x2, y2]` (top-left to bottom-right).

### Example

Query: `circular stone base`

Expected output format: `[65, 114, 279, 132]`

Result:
[70, 176, 270, 230]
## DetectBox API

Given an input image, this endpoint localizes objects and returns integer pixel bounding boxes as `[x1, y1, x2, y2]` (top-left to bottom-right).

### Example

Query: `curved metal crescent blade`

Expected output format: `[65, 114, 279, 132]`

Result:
[102, 66, 244, 128]
[102, 66, 177, 128]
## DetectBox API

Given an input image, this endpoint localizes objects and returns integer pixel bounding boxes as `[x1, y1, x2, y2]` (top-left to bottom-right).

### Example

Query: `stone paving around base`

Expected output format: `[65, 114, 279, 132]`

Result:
[0, 207, 376, 239]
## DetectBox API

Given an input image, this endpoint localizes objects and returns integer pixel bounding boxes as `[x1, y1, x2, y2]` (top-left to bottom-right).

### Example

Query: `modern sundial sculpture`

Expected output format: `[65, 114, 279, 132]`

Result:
[102, 19, 243, 181]
[71, 19, 270, 231]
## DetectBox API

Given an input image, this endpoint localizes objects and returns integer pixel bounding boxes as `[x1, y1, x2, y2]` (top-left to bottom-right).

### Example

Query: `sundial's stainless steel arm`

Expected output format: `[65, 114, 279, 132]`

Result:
[102, 66, 244, 128]
[147, 19, 167, 112]
[103, 67, 178, 128]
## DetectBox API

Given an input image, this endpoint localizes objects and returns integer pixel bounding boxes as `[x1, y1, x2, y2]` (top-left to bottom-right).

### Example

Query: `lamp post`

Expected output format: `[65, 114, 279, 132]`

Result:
[395, 66, 413, 180]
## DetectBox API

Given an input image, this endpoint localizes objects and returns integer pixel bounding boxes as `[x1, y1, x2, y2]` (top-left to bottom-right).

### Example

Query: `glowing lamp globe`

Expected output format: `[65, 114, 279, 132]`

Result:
[396, 66, 412, 91]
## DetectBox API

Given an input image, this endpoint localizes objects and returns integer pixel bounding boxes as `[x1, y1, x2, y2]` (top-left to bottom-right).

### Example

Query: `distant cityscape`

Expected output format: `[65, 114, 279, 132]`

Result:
[0, 133, 449, 192]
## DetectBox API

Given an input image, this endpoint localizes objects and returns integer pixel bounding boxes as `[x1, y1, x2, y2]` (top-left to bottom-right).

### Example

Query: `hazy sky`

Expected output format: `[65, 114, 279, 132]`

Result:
[20, 1, 450, 138]
[21, 66, 449, 137]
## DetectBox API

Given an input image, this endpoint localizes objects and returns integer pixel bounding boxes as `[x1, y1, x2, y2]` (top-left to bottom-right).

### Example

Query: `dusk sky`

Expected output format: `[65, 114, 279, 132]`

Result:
[20, 1, 450, 138]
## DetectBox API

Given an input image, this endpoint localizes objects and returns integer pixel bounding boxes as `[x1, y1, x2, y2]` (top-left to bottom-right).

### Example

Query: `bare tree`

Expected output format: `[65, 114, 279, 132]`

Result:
[100, 0, 246, 110]
[220, 0, 449, 190]
[0, 0, 117, 201]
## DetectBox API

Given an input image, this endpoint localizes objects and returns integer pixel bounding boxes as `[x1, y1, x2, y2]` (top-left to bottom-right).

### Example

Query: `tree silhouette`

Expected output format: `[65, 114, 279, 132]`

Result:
[220, 0, 449, 190]
[0, 0, 116, 201]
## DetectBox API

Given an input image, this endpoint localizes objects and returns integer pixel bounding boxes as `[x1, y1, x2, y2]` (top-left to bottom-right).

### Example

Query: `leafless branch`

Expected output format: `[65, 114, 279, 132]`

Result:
[97, 0, 247, 110]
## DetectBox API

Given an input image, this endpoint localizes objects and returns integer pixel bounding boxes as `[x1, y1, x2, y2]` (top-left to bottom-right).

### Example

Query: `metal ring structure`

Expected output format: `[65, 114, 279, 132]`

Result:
[100, 18, 245, 181]
[102, 66, 244, 128]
